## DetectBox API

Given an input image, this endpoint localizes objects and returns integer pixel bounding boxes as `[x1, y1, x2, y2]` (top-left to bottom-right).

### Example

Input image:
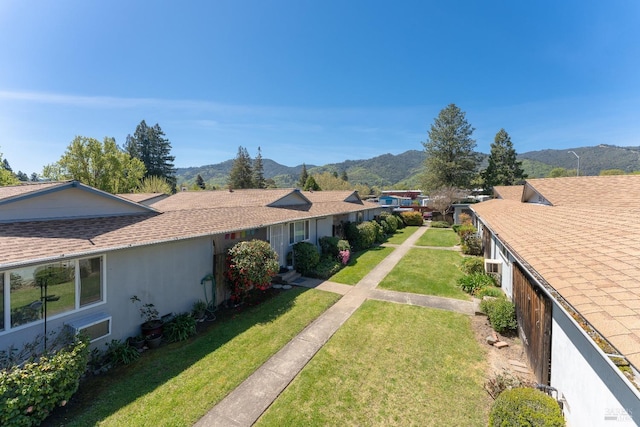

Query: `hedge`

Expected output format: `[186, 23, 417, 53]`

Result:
[400, 211, 423, 226]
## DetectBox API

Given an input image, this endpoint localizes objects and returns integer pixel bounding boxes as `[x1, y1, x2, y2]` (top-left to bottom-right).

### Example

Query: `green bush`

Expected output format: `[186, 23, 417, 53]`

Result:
[357, 221, 378, 248]
[345, 222, 364, 251]
[165, 313, 197, 342]
[0, 336, 89, 427]
[430, 220, 450, 228]
[311, 255, 344, 279]
[393, 214, 406, 229]
[379, 212, 398, 234]
[105, 339, 140, 366]
[456, 223, 477, 240]
[226, 239, 279, 303]
[481, 298, 518, 334]
[476, 286, 505, 299]
[489, 387, 565, 426]
[462, 235, 483, 255]
[319, 236, 340, 256]
[400, 211, 423, 226]
[458, 273, 495, 295]
[337, 239, 350, 251]
[293, 241, 320, 275]
[460, 257, 485, 275]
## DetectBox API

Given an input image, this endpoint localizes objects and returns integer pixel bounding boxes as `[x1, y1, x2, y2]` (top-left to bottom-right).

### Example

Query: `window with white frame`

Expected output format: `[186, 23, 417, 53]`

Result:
[3, 256, 104, 331]
[289, 220, 310, 245]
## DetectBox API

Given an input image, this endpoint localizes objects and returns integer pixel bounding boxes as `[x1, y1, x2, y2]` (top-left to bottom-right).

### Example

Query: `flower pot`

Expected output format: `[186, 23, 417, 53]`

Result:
[128, 336, 146, 350]
[141, 320, 163, 337]
[146, 333, 163, 349]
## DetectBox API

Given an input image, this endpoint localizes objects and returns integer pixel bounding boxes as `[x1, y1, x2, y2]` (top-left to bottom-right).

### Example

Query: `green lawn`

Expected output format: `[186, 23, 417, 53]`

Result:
[46, 288, 340, 427]
[384, 226, 420, 245]
[415, 228, 460, 247]
[329, 246, 395, 285]
[256, 300, 491, 426]
[378, 248, 469, 300]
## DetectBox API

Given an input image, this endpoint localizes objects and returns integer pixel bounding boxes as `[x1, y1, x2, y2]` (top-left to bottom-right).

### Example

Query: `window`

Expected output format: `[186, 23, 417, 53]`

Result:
[289, 220, 310, 244]
[5, 256, 104, 330]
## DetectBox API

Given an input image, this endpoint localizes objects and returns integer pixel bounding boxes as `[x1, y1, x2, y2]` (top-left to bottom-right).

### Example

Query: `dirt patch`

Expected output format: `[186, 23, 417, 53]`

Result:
[470, 313, 536, 396]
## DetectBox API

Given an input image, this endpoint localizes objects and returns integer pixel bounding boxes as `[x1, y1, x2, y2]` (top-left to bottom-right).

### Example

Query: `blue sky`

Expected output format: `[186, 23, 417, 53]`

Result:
[1, 1, 639, 175]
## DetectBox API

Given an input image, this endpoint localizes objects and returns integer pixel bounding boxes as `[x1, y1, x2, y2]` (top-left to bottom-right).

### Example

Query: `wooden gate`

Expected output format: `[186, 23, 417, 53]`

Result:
[513, 264, 552, 384]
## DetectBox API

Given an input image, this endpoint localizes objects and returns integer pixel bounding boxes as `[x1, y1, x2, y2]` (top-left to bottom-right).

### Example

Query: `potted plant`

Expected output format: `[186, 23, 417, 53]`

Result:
[192, 299, 207, 321]
[127, 335, 146, 350]
[131, 295, 163, 337]
[145, 333, 163, 349]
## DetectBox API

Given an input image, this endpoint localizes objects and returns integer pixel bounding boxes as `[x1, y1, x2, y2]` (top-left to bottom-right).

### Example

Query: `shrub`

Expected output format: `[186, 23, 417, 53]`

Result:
[226, 239, 279, 303]
[458, 212, 472, 225]
[312, 255, 343, 279]
[489, 387, 565, 426]
[460, 256, 485, 275]
[456, 223, 477, 241]
[430, 220, 450, 228]
[400, 211, 423, 226]
[481, 298, 518, 334]
[485, 371, 534, 400]
[293, 241, 320, 275]
[164, 313, 197, 342]
[393, 214, 406, 229]
[0, 335, 89, 427]
[345, 222, 364, 251]
[337, 239, 350, 252]
[338, 249, 350, 265]
[461, 235, 483, 255]
[476, 286, 505, 299]
[358, 221, 378, 248]
[379, 212, 398, 234]
[458, 273, 495, 295]
[319, 236, 340, 256]
[379, 218, 393, 235]
[105, 339, 140, 366]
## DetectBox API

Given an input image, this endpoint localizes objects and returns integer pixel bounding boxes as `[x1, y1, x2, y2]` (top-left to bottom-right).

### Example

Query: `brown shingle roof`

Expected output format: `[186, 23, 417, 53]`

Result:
[473, 176, 640, 368]
[0, 181, 66, 201]
[493, 185, 524, 201]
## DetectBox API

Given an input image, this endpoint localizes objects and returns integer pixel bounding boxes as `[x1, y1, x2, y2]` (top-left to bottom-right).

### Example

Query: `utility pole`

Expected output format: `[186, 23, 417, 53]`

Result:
[568, 151, 580, 176]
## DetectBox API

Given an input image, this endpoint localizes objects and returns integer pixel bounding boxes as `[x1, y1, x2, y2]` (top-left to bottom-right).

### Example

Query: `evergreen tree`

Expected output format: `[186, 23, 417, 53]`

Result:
[421, 104, 479, 191]
[341, 170, 348, 181]
[482, 129, 527, 190]
[30, 172, 39, 182]
[16, 171, 29, 181]
[125, 120, 176, 191]
[228, 146, 254, 189]
[2, 159, 12, 172]
[332, 171, 338, 178]
[303, 175, 321, 191]
[253, 146, 265, 189]
[195, 174, 206, 190]
[0, 151, 18, 186]
[298, 163, 309, 188]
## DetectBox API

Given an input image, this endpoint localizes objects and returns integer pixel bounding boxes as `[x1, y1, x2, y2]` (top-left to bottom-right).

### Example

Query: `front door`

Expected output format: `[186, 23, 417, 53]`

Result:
[270, 224, 287, 267]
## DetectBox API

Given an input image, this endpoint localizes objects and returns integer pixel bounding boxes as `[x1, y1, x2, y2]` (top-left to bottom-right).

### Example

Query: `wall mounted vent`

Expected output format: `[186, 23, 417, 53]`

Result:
[66, 312, 111, 343]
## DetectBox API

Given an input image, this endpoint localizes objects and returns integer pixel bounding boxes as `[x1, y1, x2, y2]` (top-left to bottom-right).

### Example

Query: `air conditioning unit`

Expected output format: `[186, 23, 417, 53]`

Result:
[66, 313, 111, 343]
[484, 259, 502, 275]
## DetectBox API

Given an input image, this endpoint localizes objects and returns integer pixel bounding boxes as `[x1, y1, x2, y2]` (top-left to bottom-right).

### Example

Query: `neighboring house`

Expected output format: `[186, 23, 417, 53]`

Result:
[0, 181, 381, 354]
[472, 176, 640, 426]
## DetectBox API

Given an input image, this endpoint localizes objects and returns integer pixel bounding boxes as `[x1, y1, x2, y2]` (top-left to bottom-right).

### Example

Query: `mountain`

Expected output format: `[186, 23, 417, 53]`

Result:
[174, 144, 640, 190]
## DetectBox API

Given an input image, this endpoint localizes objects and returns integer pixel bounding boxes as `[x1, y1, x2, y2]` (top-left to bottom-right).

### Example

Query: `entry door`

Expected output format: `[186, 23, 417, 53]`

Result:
[270, 224, 286, 267]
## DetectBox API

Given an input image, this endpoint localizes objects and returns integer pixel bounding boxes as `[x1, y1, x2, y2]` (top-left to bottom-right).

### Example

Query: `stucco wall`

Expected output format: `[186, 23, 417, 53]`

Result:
[552, 305, 640, 426]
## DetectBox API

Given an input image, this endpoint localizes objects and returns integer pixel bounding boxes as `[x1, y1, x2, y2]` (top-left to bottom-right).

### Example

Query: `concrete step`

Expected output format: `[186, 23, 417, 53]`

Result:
[273, 269, 301, 284]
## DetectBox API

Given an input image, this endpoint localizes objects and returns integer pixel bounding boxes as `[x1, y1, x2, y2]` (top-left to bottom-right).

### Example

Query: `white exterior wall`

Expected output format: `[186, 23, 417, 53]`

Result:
[552, 306, 640, 426]
[315, 217, 333, 244]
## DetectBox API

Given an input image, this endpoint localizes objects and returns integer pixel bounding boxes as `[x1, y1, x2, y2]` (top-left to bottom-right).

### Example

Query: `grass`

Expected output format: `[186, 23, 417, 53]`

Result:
[415, 228, 460, 247]
[256, 300, 491, 426]
[384, 226, 420, 245]
[45, 288, 340, 427]
[378, 248, 469, 300]
[328, 246, 395, 285]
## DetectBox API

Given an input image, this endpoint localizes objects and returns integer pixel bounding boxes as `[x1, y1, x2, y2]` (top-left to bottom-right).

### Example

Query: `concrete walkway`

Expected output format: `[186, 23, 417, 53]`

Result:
[195, 225, 476, 427]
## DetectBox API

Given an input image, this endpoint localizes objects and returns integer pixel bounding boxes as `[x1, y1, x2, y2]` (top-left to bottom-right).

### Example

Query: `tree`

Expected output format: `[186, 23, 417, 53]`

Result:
[195, 174, 206, 190]
[548, 167, 574, 178]
[44, 136, 146, 193]
[2, 159, 12, 172]
[313, 172, 351, 190]
[298, 164, 309, 188]
[16, 171, 29, 181]
[0, 151, 18, 186]
[427, 186, 466, 222]
[226, 240, 279, 303]
[253, 147, 265, 189]
[481, 129, 527, 191]
[125, 120, 176, 190]
[228, 146, 254, 189]
[30, 172, 39, 182]
[136, 175, 173, 194]
[600, 169, 626, 176]
[341, 170, 348, 181]
[422, 104, 478, 191]
[303, 175, 321, 191]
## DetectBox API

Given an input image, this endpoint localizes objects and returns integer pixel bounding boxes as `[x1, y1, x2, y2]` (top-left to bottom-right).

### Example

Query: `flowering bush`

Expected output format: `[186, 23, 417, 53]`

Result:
[226, 240, 279, 303]
[338, 249, 350, 265]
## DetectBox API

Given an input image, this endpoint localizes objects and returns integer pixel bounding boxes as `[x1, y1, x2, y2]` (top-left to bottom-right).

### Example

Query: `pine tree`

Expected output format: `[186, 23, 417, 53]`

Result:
[421, 104, 478, 192]
[228, 146, 254, 189]
[298, 164, 309, 188]
[253, 147, 265, 189]
[303, 175, 321, 191]
[30, 172, 39, 182]
[16, 171, 29, 181]
[195, 174, 206, 190]
[125, 120, 176, 191]
[2, 159, 12, 172]
[482, 129, 527, 190]
[341, 170, 348, 181]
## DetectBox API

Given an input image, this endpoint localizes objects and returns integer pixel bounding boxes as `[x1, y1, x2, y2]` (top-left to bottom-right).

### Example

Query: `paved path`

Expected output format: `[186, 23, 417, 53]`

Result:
[195, 225, 476, 427]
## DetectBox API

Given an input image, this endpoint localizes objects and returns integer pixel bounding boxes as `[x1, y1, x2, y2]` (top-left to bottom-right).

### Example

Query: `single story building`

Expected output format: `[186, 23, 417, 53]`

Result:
[0, 181, 381, 353]
[472, 175, 640, 426]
